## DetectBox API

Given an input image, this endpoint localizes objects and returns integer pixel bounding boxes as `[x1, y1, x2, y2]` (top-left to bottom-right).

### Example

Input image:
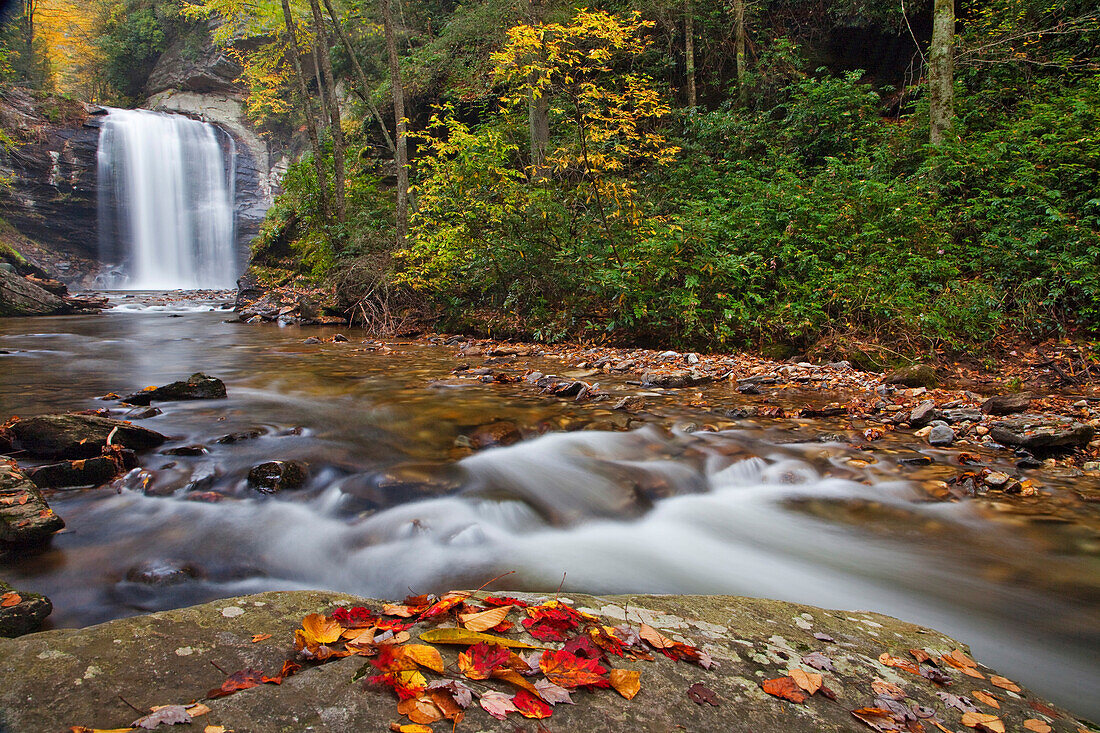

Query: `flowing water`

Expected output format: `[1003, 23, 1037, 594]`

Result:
[97, 110, 237, 290]
[0, 299, 1097, 717]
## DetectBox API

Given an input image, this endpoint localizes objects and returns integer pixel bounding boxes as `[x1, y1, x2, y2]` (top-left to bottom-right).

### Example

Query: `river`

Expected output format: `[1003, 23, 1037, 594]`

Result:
[1, 295, 1097, 718]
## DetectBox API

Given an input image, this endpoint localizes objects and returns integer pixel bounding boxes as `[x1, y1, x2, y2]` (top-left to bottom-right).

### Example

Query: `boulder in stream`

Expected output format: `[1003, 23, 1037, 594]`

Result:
[0, 463, 64, 545]
[0, 590, 1090, 731]
[989, 415, 1095, 452]
[26, 454, 130, 489]
[123, 373, 227, 405]
[0, 580, 51, 637]
[8, 413, 166, 459]
[982, 393, 1032, 416]
[247, 460, 308, 493]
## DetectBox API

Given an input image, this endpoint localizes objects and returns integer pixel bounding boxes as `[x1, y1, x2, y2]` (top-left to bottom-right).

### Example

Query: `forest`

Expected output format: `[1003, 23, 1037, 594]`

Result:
[5, 0, 1099, 362]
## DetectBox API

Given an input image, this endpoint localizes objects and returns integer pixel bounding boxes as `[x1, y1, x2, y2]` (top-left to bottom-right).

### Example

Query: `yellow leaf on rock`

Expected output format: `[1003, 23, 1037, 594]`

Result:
[971, 690, 1000, 708]
[789, 668, 822, 695]
[419, 628, 540, 648]
[459, 605, 512, 632]
[608, 669, 641, 699]
[300, 613, 344, 644]
[403, 644, 445, 674]
[394, 669, 427, 689]
[493, 668, 544, 697]
[390, 724, 432, 733]
[989, 675, 1021, 693]
[185, 703, 211, 717]
[1023, 721, 1052, 733]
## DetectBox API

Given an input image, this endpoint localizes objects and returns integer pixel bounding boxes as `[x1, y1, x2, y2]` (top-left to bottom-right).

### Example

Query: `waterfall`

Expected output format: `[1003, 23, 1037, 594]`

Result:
[97, 108, 238, 290]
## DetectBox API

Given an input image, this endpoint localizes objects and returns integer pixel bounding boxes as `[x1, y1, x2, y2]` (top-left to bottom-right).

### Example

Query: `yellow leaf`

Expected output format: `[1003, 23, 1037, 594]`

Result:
[390, 725, 433, 733]
[459, 605, 512, 632]
[608, 669, 641, 699]
[418, 628, 540, 648]
[961, 712, 1004, 732]
[300, 613, 344, 644]
[186, 703, 212, 717]
[204, 727, 226, 733]
[402, 645, 445, 674]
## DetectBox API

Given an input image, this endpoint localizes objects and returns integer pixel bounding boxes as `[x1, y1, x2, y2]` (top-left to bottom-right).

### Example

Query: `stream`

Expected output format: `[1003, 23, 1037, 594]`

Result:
[1, 295, 1097, 718]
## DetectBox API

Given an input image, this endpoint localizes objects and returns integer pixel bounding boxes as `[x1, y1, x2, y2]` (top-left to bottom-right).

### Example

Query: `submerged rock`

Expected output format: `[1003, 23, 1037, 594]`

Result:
[0, 580, 51, 637]
[247, 460, 308, 493]
[466, 421, 522, 450]
[124, 559, 203, 586]
[0, 464, 64, 545]
[8, 413, 166, 459]
[123, 373, 227, 405]
[989, 415, 1095, 452]
[0, 590, 1089, 731]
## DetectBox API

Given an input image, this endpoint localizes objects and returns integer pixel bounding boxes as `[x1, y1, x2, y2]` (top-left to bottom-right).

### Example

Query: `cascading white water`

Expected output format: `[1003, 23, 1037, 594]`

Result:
[97, 108, 237, 290]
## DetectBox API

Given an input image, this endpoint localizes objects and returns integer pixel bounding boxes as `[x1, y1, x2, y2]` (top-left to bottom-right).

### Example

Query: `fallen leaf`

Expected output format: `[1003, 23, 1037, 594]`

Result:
[492, 668, 543, 698]
[687, 682, 719, 706]
[250, 634, 271, 643]
[879, 652, 922, 676]
[971, 691, 999, 709]
[944, 649, 977, 668]
[802, 651, 835, 671]
[427, 689, 465, 722]
[539, 649, 610, 688]
[852, 707, 901, 732]
[608, 669, 641, 700]
[203, 727, 226, 733]
[131, 705, 191, 729]
[397, 695, 443, 725]
[458, 642, 511, 680]
[382, 604, 421, 618]
[1, 592, 21, 607]
[207, 669, 266, 698]
[871, 679, 906, 700]
[185, 703, 211, 717]
[402, 645, 445, 674]
[389, 725, 432, 733]
[937, 692, 979, 713]
[300, 613, 344, 645]
[418, 628, 539, 648]
[479, 691, 518, 721]
[789, 668, 823, 695]
[961, 712, 1004, 733]
[989, 676, 1021, 693]
[1023, 721, 1052, 733]
[761, 676, 808, 704]
[910, 649, 932, 664]
[638, 623, 676, 649]
[459, 605, 512, 632]
[513, 689, 553, 719]
[419, 591, 471, 620]
[426, 679, 474, 709]
[534, 679, 574, 705]
[1027, 700, 1060, 718]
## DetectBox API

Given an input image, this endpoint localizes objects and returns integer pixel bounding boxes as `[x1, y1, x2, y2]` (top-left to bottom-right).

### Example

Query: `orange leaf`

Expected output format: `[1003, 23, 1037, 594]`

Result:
[390, 725, 433, 733]
[459, 605, 512, 632]
[250, 633, 271, 643]
[945, 649, 977, 668]
[638, 623, 676, 649]
[492, 668, 543, 698]
[539, 649, 610, 688]
[608, 669, 640, 700]
[789, 668, 822, 695]
[383, 604, 420, 618]
[870, 678, 906, 699]
[961, 712, 1004, 733]
[402, 645, 445, 674]
[971, 690, 1000, 708]
[458, 643, 511, 680]
[852, 707, 898, 731]
[397, 695, 442, 725]
[761, 676, 808, 704]
[989, 676, 1021, 693]
[1023, 721, 1052, 733]
[513, 689, 552, 719]
[1, 592, 22, 607]
[300, 613, 344, 645]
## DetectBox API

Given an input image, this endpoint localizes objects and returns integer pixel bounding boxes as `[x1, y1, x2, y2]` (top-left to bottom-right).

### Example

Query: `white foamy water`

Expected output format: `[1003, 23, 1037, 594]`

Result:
[97, 109, 237, 289]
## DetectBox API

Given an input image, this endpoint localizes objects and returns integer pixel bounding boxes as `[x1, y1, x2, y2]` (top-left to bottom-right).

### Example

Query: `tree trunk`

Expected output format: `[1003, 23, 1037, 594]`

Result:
[684, 0, 696, 107]
[321, 0, 397, 156]
[312, 51, 329, 130]
[526, 0, 550, 179]
[929, 0, 955, 145]
[382, 0, 409, 247]
[308, 0, 347, 224]
[279, 0, 331, 221]
[733, 0, 746, 103]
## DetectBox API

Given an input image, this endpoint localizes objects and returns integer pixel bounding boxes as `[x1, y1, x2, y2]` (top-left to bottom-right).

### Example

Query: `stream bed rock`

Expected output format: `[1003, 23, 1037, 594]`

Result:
[0, 463, 64, 544]
[989, 415, 1096, 452]
[0, 591, 1090, 732]
[123, 373, 227, 405]
[0, 580, 51, 638]
[6, 413, 166, 459]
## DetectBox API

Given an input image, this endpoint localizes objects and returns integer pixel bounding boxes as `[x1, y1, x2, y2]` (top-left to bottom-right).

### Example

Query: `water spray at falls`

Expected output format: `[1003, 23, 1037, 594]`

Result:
[97, 108, 237, 290]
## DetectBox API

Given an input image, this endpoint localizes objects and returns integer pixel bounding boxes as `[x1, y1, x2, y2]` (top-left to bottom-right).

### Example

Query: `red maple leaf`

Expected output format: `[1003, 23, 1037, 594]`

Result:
[539, 650, 610, 689]
[459, 642, 512, 680]
[208, 669, 266, 698]
[522, 607, 580, 641]
[482, 595, 530, 608]
[332, 606, 377, 628]
[513, 689, 553, 719]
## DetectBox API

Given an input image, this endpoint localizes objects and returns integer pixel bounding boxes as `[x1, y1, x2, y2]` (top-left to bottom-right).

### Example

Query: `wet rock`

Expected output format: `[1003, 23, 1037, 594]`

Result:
[124, 559, 203, 586]
[884, 364, 938, 388]
[0, 269, 70, 316]
[467, 421, 522, 450]
[737, 383, 761, 395]
[26, 455, 125, 489]
[641, 370, 712, 388]
[302, 337, 321, 345]
[123, 373, 227, 405]
[0, 580, 51, 637]
[332, 333, 349, 343]
[123, 406, 162, 420]
[215, 429, 263, 444]
[981, 393, 1032, 416]
[8, 413, 167, 459]
[989, 415, 1095, 452]
[0, 464, 64, 545]
[940, 408, 983, 424]
[611, 396, 646, 412]
[928, 425, 956, 447]
[161, 445, 208, 456]
[247, 460, 308, 493]
[908, 399, 938, 428]
[338, 463, 459, 511]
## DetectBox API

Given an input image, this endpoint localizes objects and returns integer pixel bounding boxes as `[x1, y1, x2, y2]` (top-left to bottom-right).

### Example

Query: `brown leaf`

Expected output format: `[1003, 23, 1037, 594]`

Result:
[943, 649, 977, 668]
[971, 691, 999, 709]
[910, 649, 931, 664]
[687, 682, 719, 706]
[852, 707, 901, 732]
[396, 695, 442, 725]
[761, 676, 808, 704]
[871, 679, 906, 700]
[1023, 721, 1052, 733]
[638, 623, 676, 649]
[608, 669, 641, 700]
[0, 592, 21, 607]
[789, 668, 822, 695]
[988, 676, 1021, 693]
[961, 712, 1004, 733]
[459, 605, 512, 632]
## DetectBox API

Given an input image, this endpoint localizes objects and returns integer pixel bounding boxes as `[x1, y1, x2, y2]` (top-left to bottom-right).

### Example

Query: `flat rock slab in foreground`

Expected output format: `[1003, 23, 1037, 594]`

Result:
[0, 592, 1090, 732]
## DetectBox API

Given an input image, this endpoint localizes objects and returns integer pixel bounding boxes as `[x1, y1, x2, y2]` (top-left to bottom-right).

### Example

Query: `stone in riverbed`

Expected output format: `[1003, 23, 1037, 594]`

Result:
[247, 460, 308, 493]
[7, 413, 166, 459]
[981, 393, 1032, 416]
[885, 364, 938, 388]
[466, 421, 522, 450]
[123, 373, 227, 406]
[928, 424, 956, 446]
[0, 580, 51, 637]
[641, 369, 713, 388]
[26, 454, 129, 489]
[0, 464, 64, 545]
[124, 559, 203, 586]
[989, 415, 1095, 452]
[908, 399, 938, 428]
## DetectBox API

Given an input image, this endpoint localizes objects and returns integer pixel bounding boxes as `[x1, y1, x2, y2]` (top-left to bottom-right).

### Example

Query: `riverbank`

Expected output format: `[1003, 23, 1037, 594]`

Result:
[1, 589, 1094, 732]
